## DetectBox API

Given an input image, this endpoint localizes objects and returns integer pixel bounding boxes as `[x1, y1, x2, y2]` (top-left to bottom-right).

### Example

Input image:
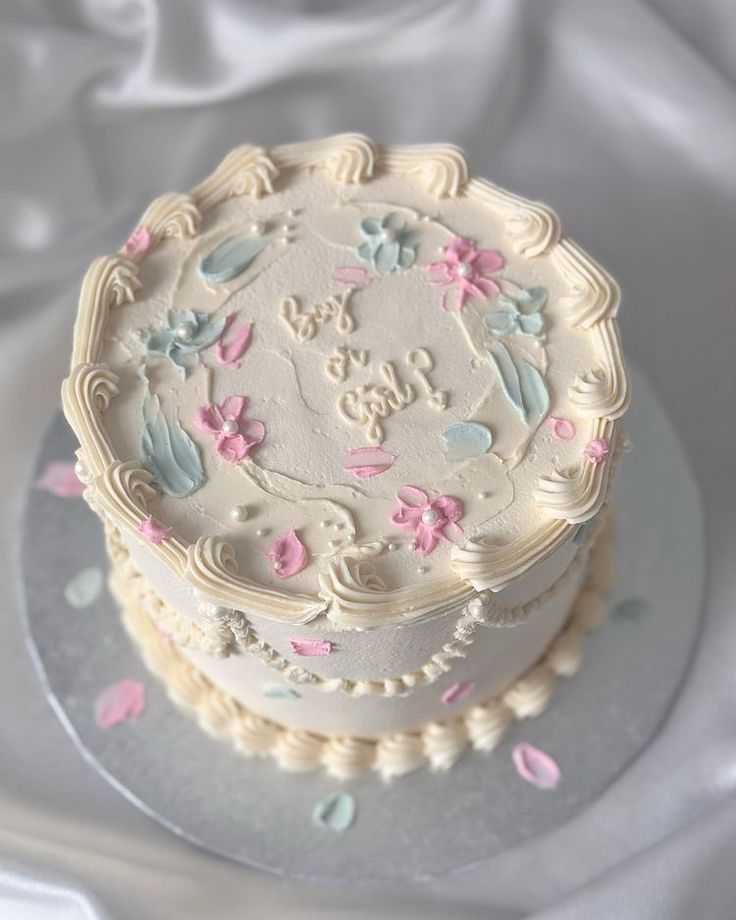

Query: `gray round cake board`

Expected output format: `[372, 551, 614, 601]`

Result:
[18, 366, 704, 882]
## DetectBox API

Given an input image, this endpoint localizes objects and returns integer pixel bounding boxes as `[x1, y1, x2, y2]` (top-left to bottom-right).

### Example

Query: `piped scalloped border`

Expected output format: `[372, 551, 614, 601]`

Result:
[62, 133, 630, 623]
[113, 508, 615, 780]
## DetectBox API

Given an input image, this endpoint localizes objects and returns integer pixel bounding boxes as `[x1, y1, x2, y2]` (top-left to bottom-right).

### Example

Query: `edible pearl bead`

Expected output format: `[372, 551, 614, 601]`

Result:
[74, 461, 85, 478]
[221, 419, 239, 436]
[176, 322, 195, 341]
[278, 236, 289, 245]
[250, 221, 265, 235]
[272, 560, 282, 571]
[380, 228, 396, 243]
[457, 262, 472, 278]
[417, 566, 428, 575]
[230, 505, 248, 522]
[320, 520, 330, 529]
[477, 491, 490, 500]
[256, 528, 269, 537]
[408, 542, 416, 551]
[421, 509, 440, 526]
[387, 542, 398, 552]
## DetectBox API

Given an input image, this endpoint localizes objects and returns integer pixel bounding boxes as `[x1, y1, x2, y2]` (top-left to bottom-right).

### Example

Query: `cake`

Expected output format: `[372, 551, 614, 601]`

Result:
[62, 134, 629, 780]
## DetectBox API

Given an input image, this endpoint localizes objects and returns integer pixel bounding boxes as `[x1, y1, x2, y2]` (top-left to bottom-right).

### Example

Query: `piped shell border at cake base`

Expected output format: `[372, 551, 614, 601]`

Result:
[61, 133, 630, 628]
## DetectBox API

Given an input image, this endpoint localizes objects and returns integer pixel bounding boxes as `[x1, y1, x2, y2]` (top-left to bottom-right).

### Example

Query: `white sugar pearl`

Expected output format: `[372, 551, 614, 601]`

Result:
[278, 236, 290, 245]
[286, 209, 296, 219]
[256, 528, 269, 537]
[387, 542, 398, 552]
[421, 509, 440, 526]
[230, 505, 248, 522]
[457, 262, 472, 278]
[221, 419, 239, 436]
[408, 542, 416, 552]
[380, 227, 396, 243]
[417, 566, 428, 575]
[477, 491, 490, 500]
[176, 322, 195, 341]
[250, 221, 265, 235]
[272, 560, 282, 571]
[320, 520, 331, 529]
[74, 461, 85, 478]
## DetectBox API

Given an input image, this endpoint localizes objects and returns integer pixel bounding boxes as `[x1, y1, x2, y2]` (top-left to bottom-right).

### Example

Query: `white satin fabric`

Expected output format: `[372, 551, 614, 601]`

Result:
[2, 1, 736, 917]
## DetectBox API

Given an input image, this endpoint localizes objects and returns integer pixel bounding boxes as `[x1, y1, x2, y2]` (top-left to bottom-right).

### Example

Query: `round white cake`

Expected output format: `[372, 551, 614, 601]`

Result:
[63, 134, 628, 778]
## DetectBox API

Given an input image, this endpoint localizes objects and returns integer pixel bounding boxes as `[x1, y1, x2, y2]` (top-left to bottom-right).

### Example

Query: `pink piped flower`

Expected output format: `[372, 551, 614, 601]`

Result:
[584, 438, 609, 465]
[215, 312, 253, 369]
[123, 226, 151, 257]
[194, 396, 265, 463]
[138, 515, 173, 545]
[546, 417, 576, 441]
[268, 530, 309, 579]
[95, 679, 146, 729]
[36, 461, 85, 497]
[426, 236, 504, 311]
[390, 485, 463, 556]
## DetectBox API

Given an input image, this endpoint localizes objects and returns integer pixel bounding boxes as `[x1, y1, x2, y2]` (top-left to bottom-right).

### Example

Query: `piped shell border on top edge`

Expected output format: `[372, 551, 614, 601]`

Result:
[61, 133, 629, 622]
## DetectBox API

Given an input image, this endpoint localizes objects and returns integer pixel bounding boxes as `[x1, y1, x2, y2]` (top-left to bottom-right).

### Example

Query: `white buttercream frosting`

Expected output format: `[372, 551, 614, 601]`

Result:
[63, 134, 628, 627]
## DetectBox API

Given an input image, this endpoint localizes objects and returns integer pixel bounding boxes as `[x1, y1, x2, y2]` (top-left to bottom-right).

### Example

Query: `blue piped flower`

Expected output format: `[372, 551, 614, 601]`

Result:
[484, 287, 547, 338]
[357, 212, 416, 275]
[144, 310, 226, 378]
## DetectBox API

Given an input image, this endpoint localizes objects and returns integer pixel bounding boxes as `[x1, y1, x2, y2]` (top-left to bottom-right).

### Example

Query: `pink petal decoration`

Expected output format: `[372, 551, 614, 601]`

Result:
[138, 515, 173, 545]
[512, 743, 561, 790]
[215, 312, 253, 368]
[333, 265, 369, 287]
[546, 417, 576, 440]
[289, 638, 333, 657]
[268, 530, 308, 578]
[584, 438, 609, 465]
[95, 679, 146, 729]
[441, 681, 475, 705]
[342, 445, 396, 479]
[123, 226, 151, 256]
[36, 461, 85, 497]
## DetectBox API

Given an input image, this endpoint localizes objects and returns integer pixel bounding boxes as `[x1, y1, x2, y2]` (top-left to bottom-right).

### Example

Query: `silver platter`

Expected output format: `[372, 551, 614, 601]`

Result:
[19, 367, 704, 881]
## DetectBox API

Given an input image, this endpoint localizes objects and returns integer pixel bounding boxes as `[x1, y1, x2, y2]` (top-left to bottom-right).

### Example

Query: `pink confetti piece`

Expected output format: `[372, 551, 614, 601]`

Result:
[584, 438, 609, 465]
[95, 679, 146, 729]
[267, 530, 308, 579]
[36, 461, 85, 497]
[441, 681, 475, 705]
[289, 638, 333, 657]
[215, 312, 253, 368]
[342, 445, 396, 479]
[123, 226, 151, 256]
[138, 515, 173, 545]
[333, 265, 369, 287]
[546, 417, 575, 440]
[512, 743, 561, 790]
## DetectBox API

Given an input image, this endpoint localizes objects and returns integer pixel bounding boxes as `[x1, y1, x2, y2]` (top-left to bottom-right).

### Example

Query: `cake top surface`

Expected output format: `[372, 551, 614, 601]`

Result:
[63, 134, 629, 627]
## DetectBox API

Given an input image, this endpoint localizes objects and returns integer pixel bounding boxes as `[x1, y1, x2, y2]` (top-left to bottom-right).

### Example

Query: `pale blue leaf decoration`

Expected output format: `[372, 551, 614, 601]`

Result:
[144, 310, 226, 379]
[612, 598, 650, 623]
[140, 392, 204, 498]
[261, 684, 301, 700]
[198, 235, 268, 284]
[312, 792, 357, 832]
[485, 287, 547, 339]
[487, 341, 550, 428]
[443, 421, 493, 462]
[356, 212, 416, 275]
[64, 567, 104, 608]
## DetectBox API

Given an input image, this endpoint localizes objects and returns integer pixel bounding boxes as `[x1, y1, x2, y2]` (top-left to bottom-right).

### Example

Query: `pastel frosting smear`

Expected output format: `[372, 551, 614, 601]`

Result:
[36, 461, 85, 497]
[95, 679, 146, 728]
[64, 567, 104, 608]
[512, 743, 561, 790]
[312, 792, 356, 832]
